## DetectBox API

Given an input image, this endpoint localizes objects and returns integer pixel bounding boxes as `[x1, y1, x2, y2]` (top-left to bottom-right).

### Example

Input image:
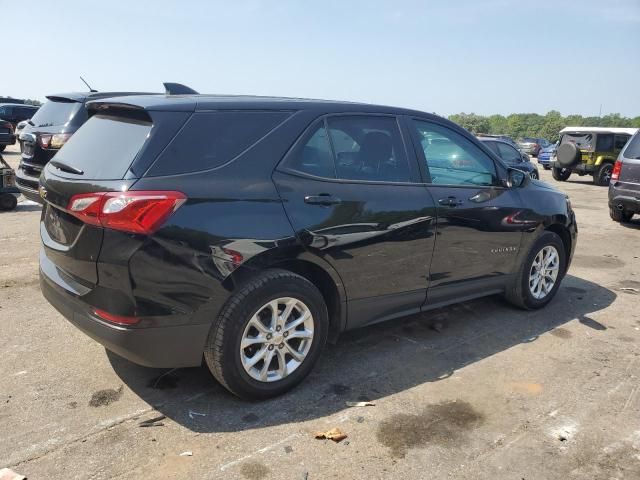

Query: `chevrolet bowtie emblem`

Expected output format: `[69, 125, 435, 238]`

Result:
[39, 186, 47, 200]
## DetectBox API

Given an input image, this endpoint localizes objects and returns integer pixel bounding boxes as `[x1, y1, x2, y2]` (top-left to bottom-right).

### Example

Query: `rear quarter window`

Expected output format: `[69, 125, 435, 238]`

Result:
[147, 111, 290, 176]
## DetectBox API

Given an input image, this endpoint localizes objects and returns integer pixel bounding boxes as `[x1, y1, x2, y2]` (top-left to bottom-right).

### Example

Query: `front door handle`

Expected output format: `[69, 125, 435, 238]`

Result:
[438, 196, 464, 207]
[304, 194, 342, 206]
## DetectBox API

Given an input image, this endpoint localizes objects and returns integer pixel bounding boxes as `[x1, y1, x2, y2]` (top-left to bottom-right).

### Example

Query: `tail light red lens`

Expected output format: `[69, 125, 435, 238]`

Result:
[93, 308, 140, 326]
[67, 191, 187, 234]
[611, 161, 622, 181]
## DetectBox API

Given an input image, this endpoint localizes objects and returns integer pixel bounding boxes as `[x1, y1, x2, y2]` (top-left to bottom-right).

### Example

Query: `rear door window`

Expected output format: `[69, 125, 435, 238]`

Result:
[284, 121, 336, 178]
[51, 114, 152, 179]
[148, 111, 290, 176]
[326, 115, 411, 182]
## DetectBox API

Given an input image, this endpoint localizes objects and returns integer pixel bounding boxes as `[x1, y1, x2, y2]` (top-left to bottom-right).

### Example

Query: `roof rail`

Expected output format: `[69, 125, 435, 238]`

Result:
[163, 82, 199, 95]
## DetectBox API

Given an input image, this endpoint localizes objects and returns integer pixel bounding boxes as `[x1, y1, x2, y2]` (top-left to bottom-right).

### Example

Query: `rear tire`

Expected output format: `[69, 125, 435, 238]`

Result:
[552, 167, 571, 181]
[0, 193, 17, 211]
[204, 269, 328, 400]
[593, 163, 613, 186]
[505, 231, 566, 310]
[543, 165, 551, 170]
[609, 207, 633, 223]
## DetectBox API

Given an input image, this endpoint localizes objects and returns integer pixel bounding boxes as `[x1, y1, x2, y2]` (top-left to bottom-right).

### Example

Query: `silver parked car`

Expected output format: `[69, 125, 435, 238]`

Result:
[517, 137, 551, 157]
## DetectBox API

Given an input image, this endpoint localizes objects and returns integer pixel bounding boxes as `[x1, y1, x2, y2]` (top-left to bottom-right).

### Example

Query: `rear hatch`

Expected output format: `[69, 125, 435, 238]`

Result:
[40, 107, 158, 288]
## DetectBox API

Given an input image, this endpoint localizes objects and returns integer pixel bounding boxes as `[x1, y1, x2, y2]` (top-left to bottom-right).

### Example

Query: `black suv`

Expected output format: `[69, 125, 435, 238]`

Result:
[0, 103, 39, 127]
[39, 95, 577, 399]
[16, 92, 147, 202]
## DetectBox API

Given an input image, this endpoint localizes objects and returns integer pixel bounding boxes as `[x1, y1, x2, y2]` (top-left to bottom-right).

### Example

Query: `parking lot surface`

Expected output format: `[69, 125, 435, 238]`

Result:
[1, 143, 639, 479]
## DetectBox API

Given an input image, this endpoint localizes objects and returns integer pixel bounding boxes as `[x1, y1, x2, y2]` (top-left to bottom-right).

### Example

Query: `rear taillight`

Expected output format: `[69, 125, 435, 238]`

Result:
[611, 161, 622, 181]
[38, 133, 72, 149]
[67, 191, 187, 234]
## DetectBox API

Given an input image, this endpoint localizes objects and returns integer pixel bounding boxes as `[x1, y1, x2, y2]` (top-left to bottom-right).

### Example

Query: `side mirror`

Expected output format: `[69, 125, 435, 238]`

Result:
[505, 168, 529, 188]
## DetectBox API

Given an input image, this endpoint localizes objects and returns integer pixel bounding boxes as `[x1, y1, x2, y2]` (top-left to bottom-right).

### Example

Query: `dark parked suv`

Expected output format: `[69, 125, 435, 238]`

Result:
[16, 92, 147, 202]
[609, 130, 640, 223]
[39, 94, 577, 399]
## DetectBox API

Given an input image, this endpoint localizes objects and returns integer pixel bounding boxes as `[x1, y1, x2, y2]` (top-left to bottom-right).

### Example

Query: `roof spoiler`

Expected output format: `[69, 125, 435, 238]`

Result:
[163, 82, 199, 95]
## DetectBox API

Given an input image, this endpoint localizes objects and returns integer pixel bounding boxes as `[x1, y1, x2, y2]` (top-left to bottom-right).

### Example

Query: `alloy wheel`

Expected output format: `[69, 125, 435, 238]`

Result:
[240, 297, 314, 382]
[528, 246, 560, 300]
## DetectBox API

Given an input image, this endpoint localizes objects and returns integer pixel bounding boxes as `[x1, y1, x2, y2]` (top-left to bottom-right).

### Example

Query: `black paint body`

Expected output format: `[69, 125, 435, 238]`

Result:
[39, 95, 577, 368]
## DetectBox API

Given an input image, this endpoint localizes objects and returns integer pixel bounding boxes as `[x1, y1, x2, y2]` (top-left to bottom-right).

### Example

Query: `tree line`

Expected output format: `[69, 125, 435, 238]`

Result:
[448, 111, 640, 142]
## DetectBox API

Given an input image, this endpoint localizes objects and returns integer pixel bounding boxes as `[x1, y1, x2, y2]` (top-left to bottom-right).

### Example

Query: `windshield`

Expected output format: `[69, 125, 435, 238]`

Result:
[561, 133, 593, 150]
[29, 100, 83, 127]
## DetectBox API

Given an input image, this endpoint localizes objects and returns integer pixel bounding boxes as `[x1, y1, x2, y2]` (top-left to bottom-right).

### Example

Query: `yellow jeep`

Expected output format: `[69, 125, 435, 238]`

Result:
[551, 127, 637, 186]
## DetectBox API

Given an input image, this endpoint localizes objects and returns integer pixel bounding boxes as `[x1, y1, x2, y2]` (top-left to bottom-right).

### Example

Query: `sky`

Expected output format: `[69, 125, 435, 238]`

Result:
[1, 0, 639, 117]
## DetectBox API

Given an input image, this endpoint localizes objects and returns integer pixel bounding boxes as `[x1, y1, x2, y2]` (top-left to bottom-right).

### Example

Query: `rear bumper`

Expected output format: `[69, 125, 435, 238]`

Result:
[40, 250, 210, 368]
[15, 166, 43, 203]
[550, 161, 596, 173]
[609, 186, 640, 214]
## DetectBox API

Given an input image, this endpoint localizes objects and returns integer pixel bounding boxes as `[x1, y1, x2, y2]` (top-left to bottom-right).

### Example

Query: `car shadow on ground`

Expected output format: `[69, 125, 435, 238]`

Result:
[619, 218, 640, 230]
[108, 274, 615, 433]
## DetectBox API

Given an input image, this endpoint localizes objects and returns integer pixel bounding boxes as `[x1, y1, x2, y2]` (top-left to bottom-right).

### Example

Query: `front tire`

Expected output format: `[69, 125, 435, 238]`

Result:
[204, 269, 328, 400]
[505, 231, 566, 310]
[552, 167, 571, 181]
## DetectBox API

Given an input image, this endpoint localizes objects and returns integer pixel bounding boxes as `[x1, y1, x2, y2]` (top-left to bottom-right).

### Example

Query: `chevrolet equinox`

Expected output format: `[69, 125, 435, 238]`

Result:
[39, 94, 577, 399]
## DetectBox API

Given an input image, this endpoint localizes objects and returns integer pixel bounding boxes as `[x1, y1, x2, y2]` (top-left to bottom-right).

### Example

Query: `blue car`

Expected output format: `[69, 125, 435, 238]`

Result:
[537, 143, 557, 170]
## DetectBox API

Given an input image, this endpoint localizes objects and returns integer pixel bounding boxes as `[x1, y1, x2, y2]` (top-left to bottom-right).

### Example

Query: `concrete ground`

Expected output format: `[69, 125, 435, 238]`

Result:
[1, 143, 639, 479]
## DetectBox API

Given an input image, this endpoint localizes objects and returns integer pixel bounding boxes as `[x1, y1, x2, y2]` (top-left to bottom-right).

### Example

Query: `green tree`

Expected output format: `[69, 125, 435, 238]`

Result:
[447, 113, 490, 134]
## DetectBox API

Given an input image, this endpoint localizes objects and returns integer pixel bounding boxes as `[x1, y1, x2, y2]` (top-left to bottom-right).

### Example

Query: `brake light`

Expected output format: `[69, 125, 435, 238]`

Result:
[93, 308, 140, 326]
[611, 161, 622, 181]
[67, 191, 187, 234]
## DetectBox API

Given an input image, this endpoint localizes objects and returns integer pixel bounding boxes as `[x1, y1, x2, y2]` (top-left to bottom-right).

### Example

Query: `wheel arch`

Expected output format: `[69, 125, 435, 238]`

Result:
[545, 223, 572, 271]
[224, 249, 347, 343]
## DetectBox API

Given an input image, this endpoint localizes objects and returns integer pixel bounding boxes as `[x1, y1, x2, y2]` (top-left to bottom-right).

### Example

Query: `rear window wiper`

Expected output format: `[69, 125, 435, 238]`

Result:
[50, 160, 84, 175]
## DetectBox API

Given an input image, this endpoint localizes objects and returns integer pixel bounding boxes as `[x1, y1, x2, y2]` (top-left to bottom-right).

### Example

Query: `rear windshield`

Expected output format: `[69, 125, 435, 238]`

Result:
[147, 111, 290, 176]
[624, 133, 640, 159]
[561, 133, 593, 150]
[29, 100, 84, 127]
[52, 114, 151, 179]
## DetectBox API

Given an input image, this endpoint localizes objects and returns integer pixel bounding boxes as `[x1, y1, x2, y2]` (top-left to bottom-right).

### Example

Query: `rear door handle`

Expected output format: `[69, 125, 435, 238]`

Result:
[438, 196, 464, 207]
[304, 194, 342, 206]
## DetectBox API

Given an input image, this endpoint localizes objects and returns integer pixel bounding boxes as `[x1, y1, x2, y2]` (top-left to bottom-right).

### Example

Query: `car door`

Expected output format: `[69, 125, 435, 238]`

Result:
[273, 114, 437, 328]
[407, 118, 526, 306]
